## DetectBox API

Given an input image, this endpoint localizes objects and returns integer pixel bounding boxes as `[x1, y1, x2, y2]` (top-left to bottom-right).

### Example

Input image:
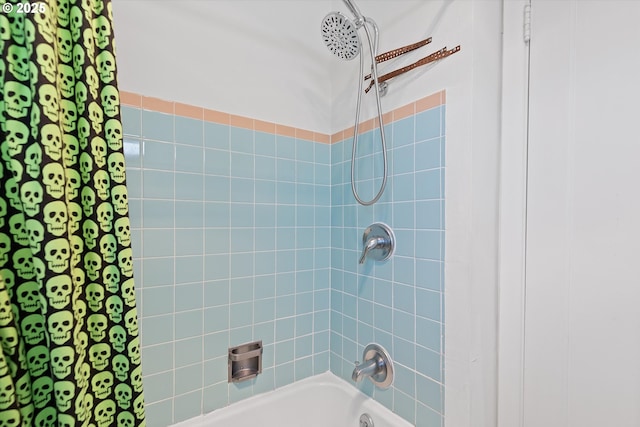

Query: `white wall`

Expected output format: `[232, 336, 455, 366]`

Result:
[112, 0, 333, 133]
[111, 2, 504, 426]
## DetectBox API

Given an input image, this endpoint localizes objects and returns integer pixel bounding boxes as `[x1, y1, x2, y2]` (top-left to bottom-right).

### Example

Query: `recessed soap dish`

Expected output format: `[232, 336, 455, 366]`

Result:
[228, 340, 263, 383]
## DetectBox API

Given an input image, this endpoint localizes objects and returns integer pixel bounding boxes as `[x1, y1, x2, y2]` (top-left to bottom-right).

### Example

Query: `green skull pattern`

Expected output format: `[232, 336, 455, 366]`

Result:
[0, 0, 145, 425]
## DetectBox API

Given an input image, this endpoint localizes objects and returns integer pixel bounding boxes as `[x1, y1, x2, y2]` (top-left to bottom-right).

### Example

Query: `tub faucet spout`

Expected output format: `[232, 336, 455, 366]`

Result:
[352, 357, 382, 382]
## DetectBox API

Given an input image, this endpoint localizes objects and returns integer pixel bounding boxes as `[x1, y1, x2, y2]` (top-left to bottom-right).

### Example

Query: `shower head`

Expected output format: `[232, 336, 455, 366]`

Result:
[321, 12, 361, 61]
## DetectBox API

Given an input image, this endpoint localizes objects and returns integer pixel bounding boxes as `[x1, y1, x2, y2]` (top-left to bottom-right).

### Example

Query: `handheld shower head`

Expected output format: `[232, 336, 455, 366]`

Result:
[321, 12, 361, 60]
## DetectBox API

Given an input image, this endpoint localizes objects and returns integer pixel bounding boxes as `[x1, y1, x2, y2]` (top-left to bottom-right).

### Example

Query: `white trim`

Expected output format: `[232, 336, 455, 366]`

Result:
[497, 1, 530, 426]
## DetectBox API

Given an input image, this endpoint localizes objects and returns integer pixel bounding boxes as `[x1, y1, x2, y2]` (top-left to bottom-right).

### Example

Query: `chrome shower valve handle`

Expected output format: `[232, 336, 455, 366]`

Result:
[359, 223, 395, 264]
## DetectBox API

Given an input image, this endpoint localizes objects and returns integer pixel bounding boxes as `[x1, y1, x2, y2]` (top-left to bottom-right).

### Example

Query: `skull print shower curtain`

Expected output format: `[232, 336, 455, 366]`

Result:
[0, 0, 145, 425]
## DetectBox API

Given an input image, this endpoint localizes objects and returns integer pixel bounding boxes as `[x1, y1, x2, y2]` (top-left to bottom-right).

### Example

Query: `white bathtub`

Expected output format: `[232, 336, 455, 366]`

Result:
[171, 372, 413, 427]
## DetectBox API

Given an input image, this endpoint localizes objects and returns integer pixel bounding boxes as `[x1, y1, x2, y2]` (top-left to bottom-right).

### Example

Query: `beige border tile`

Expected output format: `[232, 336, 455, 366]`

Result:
[393, 103, 415, 121]
[254, 119, 275, 134]
[175, 102, 203, 120]
[276, 124, 296, 138]
[314, 133, 331, 144]
[229, 114, 253, 130]
[120, 91, 142, 107]
[142, 96, 173, 114]
[296, 129, 315, 142]
[204, 109, 229, 125]
[331, 130, 343, 144]
[415, 91, 444, 113]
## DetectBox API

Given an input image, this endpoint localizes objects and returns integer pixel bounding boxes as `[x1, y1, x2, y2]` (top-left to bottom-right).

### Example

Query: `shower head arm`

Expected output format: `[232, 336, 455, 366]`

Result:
[343, 0, 365, 27]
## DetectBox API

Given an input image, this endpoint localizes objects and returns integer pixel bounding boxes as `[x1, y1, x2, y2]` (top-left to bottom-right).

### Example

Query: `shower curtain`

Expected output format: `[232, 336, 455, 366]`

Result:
[0, 0, 145, 425]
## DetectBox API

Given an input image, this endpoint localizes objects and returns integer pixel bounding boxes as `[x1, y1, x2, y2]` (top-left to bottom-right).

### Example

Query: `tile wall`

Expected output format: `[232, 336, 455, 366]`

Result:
[329, 92, 446, 427]
[120, 94, 332, 425]
[120, 90, 445, 427]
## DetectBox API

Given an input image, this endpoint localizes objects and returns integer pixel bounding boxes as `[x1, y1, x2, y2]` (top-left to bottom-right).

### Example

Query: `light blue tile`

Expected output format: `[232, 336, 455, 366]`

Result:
[175, 173, 203, 201]
[175, 336, 203, 368]
[143, 140, 174, 170]
[295, 292, 313, 315]
[230, 127, 253, 153]
[393, 309, 414, 342]
[297, 183, 315, 206]
[254, 275, 275, 299]
[394, 283, 414, 314]
[124, 137, 142, 168]
[230, 228, 253, 253]
[175, 116, 203, 146]
[230, 327, 252, 347]
[176, 229, 204, 256]
[143, 170, 174, 199]
[204, 356, 227, 387]
[393, 173, 414, 202]
[415, 138, 441, 171]
[142, 257, 174, 287]
[142, 200, 174, 228]
[255, 181, 276, 204]
[175, 282, 204, 312]
[393, 201, 415, 230]
[276, 295, 295, 319]
[204, 331, 229, 360]
[295, 356, 313, 381]
[416, 346, 441, 382]
[276, 273, 296, 296]
[230, 152, 254, 179]
[255, 155, 276, 180]
[415, 106, 441, 142]
[141, 314, 173, 346]
[204, 254, 230, 281]
[204, 148, 230, 176]
[276, 250, 295, 273]
[254, 298, 274, 324]
[230, 277, 253, 303]
[175, 201, 203, 228]
[143, 371, 174, 404]
[296, 139, 314, 162]
[176, 144, 204, 174]
[394, 389, 416, 425]
[204, 202, 229, 228]
[176, 310, 203, 339]
[203, 383, 228, 414]
[204, 228, 229, 255]
[174, 390, 202, 423]
[275, 336, 295, 365]
[230, 178, 253, 203]
[393, 116, 415, 148]
[297, 161, 314, 184]
[122, 106, 141, 137]
[296, 313, 313, 336]
[295, 334, 313, 359]
[230, 253, 253, 278]
[255, 252, 275, 276]
[416, 230, 441, 260]
[204, 175, 230, 202]
[254, 228, 275, 252]
[230, 302, 253, 328]
[142, 111, 173, 142]
[204, 280, 230, 308]
[415, 169, 440, 200]
[276, 182, 295, 204]
[204, 306, 229, 334]
[416, 317, 441, 353]
[175, 363, 203, 395]
[394, 256, 414, 286]
[254, 204, 275, 228]
[277, 159, 295, 182]
[175, 256, 203, 285]
[296, 249, 313, 271]
[229, 203, 253, 228]
[255, 131, 276, 156]
[204, 122, 229, 150]
[295, 270, 314, 293]
[393, 144, 414, 175]
[142, 229, 174, 258]
[416, 289, 441, 322]
[144, 399, 173, 427]
[416, 402, 443, 427]
[276, 136, 295, 159]
[140, 342, 173, 375]
[394, 362, 416, 397]
[416, 200, 441, 229]
[416, 374, 443, 413]
[416, 259, 441, 291]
